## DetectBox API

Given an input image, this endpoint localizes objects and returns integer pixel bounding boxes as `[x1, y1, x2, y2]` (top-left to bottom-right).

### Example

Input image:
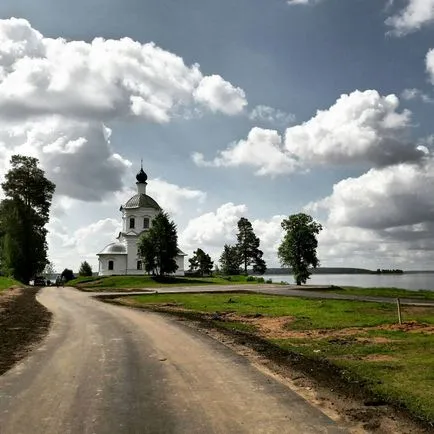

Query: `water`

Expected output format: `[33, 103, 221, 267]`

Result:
[266, 273, 434, 291]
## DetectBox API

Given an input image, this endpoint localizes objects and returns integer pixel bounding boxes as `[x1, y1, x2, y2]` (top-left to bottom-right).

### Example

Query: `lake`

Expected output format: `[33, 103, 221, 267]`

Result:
[266, 273, 434, 291]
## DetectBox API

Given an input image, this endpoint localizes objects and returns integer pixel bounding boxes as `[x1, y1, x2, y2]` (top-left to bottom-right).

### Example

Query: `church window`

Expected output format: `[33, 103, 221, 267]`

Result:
[129, 217, 135, 229]
[108, 260, 114, 271]
[137, 261, 142, 270]
[143, 217, 150, 229]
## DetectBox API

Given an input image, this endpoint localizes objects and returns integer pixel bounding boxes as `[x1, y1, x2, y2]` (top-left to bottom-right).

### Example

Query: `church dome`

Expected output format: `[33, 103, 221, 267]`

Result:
[98, 242, 127, 255]
[123, 193, 161, 210]
[136, 168, 148, 183]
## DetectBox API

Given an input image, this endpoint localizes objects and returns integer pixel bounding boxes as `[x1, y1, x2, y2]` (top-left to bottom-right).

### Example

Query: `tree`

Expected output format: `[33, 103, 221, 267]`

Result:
[235, 217, 267, 275]
[278, 213, 322, 285]
[79, 261, 93, 276]
[219, 244, 242, 275]
[61, 268, 74, 282]
[188, 248, 214, 276]
[138, 211, 179, 276]
[0, 156, 55, 283]
[44, 261, 56, 275]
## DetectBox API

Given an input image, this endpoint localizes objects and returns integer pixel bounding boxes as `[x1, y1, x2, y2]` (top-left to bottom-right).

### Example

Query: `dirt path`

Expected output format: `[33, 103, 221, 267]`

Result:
[0, 286, 347, 434]
[0, 287, 51, 375]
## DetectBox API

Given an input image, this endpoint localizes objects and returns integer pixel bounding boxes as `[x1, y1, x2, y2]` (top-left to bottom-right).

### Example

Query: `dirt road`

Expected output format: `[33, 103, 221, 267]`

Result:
[0, 287, 346, 434]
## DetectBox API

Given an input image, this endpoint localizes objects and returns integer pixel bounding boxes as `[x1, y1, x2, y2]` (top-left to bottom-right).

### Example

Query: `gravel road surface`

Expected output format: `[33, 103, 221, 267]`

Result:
[0, 287, 347, 434]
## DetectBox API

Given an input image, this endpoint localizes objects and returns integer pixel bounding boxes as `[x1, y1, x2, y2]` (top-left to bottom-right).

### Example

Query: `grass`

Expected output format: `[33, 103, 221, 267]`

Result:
[327, 286, 434, 300]
[69, 274, 267, 290]
[0, 276, 23, 292]
[127, 292, 434, 423]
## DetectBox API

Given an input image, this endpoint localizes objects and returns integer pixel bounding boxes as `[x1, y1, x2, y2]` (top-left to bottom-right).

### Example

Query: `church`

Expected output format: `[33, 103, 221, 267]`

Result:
[97, 166, 186, 276]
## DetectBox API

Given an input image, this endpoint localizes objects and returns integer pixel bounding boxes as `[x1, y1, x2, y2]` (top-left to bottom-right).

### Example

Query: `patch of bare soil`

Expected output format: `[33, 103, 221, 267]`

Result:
[0, 287, 52, 376]
[377, 321, 434, 334]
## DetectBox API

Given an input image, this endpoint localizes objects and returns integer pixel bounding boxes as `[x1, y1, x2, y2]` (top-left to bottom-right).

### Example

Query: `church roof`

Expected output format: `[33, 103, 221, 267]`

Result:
[98, 242, 127, 255]
[122, 193, 161, 210]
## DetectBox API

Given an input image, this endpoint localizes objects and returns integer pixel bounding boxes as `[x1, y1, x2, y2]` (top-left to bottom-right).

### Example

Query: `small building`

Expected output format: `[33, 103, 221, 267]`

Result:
[97, 165, 186, 276]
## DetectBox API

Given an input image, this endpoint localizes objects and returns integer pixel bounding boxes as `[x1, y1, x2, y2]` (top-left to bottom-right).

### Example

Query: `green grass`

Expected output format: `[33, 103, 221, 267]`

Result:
[69, 274, 266, 290]
[130, 293, 434, 328]
[0, 276, 23, 292]
[128, 292, 434, 423]
[327, 286, 434, 300]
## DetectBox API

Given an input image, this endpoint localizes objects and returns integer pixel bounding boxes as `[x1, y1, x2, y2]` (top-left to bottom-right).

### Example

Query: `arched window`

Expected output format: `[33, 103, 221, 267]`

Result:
[108, 260, 114, 271]
[129, 217, 135, 229]
[143, 217, 150, 229]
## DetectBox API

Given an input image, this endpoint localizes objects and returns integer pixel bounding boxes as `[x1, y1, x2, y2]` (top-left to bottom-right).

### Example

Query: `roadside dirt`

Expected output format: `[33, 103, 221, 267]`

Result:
[113, 300, 433, 434]
[0, 287, 52, 376]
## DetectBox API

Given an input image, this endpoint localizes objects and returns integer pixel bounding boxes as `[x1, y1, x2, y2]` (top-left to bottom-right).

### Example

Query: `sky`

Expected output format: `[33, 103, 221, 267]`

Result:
[1, 0, 434, 272]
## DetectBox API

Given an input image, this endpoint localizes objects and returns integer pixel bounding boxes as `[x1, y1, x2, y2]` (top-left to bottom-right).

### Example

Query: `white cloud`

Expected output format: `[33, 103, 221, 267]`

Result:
[0, 18, 247, 121]
[47, 217, 121, 272]
[401, 88, 434, 104]
[313, 159, 434, 230]
[193, 75, 247, 115]
[194, 90, 423, 176]
[287, 0, 320, 5]
[386, 0, 434, 36]
[192, 127, 297, 176]
[0, 117, 131, 201]
[249, 105, 296, 127]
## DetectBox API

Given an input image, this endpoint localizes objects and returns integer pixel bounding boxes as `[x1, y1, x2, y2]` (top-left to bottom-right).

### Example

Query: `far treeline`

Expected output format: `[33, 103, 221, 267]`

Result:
[266, 267, 405, 275]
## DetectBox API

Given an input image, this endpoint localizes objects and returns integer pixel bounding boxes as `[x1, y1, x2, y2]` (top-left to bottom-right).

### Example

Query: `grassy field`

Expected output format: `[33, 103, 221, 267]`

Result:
[0, 277, 23, 292]
[326, 286, 434, 300]
[127, 292, 434, 423]
[69, 274, 270, 290]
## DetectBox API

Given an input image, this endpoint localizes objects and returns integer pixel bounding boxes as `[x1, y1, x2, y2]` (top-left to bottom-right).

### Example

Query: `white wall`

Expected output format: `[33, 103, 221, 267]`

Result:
[98, 255, 127, 276]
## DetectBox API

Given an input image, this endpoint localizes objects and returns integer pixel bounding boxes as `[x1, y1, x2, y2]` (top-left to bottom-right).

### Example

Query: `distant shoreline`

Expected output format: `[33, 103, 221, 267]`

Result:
[264, 268, 434, 275]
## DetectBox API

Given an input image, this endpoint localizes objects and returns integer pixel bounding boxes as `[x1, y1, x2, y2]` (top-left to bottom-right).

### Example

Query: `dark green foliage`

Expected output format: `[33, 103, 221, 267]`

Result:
[0, 156, 55, 283]
[236, 217, 267, 275]
[138, 211, 179, 276]
[61, 268, 74, 282]
[79, 261, 93, 277]
[277, 213, 322, 285]
[219, 244, 242, 275]
[188, 248, 214, 276]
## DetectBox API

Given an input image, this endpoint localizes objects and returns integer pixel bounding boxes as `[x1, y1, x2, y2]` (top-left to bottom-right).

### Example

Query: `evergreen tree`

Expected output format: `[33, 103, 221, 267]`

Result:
[138, 212, 179, 276]
[236, 217, 267, 275]
[219, 244, 242, 275]
[188, 248, 214, 276]
[79, 261, 93, 276]
[0, 156, 55, 283]
[278, 213, 322, 285]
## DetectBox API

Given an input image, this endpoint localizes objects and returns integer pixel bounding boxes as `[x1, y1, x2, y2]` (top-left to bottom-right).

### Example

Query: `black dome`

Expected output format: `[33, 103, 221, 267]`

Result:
[136, 168, 148, 183]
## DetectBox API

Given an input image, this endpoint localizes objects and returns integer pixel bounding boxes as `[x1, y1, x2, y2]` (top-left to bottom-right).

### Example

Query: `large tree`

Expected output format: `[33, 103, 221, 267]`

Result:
[138, 211, 179, 276]
[219, 244, 242, 275]
[0, 155, 55, 283]
[277, 213, 322, 285]
[236, 217, 267, 275]
[188, 248, 214, 276]
[79, 261, 93, 276]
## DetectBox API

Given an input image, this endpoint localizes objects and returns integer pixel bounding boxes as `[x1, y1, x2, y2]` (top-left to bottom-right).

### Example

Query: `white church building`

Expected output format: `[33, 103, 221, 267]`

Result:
[97, 166, 186, 276]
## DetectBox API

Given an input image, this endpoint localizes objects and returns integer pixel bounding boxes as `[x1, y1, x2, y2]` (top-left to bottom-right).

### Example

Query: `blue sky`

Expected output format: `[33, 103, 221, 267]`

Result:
[1, 0, 434, 271]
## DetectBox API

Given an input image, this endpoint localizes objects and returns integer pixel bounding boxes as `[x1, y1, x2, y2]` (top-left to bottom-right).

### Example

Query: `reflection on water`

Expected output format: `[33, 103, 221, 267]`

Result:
[266, 273, 434, 291]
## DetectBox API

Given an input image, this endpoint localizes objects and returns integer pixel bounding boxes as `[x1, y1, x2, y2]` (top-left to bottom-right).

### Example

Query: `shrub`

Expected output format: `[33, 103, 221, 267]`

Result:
[246, 275, 256, 282]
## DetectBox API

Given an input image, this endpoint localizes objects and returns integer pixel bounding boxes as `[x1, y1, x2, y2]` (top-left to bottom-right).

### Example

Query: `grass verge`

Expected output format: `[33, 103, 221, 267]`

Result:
[326, 286, 434, 301]
[69, 274, 270, 290]
[123, 292, 434, 425]
[0, 276, 24, 293]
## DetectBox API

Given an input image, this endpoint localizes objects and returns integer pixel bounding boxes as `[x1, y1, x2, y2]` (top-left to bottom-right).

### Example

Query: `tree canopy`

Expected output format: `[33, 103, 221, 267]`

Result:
[138, 212, 179, 276]
[188, 248, 213, 276]
[236, 217, 267, 275]
[219, 244, 242, 275]
[277, 213, 322, 285]
[0, 155, 55, 283]
[79, 261, 93, 276]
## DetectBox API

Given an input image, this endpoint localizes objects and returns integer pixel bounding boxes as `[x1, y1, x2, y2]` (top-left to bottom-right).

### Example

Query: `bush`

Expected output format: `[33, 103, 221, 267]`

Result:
[246, 275, 256, 282]
[257, 277, 265, 283]
[266, 279, 273, 284]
